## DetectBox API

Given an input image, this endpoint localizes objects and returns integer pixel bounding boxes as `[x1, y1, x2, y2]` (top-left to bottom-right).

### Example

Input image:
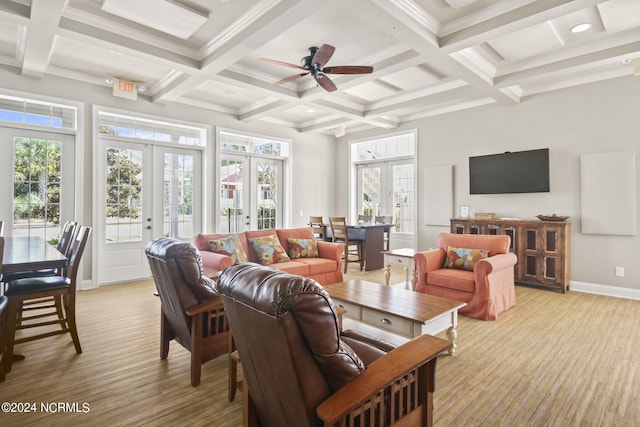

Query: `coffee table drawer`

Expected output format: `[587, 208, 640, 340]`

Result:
[333, 299, 361, 319]
[362, 308, 413, 336]
[386, 254, 412, 268]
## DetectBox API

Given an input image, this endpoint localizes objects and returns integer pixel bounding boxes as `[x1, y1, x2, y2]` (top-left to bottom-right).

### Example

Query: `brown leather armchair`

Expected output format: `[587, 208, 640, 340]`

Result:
[145, 237, 230, 386]
[216, 262, 450, 427]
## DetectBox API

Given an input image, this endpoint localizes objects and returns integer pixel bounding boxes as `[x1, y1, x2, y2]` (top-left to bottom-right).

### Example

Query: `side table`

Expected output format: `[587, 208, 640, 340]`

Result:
[381, 248, 416, 290]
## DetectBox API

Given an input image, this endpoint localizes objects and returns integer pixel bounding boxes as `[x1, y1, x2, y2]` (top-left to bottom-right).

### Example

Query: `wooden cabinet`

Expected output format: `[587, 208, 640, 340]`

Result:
[450, 218, 571, 292]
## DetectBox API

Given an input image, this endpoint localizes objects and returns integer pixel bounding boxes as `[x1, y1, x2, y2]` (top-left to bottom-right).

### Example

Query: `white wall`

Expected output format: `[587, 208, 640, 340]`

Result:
[338, 75, 640, 294]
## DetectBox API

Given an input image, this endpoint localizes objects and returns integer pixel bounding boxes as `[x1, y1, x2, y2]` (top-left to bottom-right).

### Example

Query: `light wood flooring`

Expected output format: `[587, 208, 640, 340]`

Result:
[1, 265, 639, 426]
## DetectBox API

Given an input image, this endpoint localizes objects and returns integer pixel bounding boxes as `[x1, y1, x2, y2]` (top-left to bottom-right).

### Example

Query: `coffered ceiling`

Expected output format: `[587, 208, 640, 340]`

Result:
[1, 0, 639, 136]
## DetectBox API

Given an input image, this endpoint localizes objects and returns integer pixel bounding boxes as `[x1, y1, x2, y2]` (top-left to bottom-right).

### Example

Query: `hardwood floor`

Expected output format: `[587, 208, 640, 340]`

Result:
[1, 264, 639, 426]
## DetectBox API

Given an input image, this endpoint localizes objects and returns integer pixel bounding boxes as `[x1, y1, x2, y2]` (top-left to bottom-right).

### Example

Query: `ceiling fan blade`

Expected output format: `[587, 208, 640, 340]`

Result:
[272, 72, 309, 86]
[313, 73, 337, 92]
[258, 57, 306, 70]
[323, 65, 374, 74]
[312, 44, 335, 68]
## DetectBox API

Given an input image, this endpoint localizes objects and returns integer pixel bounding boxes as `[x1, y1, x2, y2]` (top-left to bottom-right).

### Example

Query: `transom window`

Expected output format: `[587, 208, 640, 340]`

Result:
[98, 112, 206, 146]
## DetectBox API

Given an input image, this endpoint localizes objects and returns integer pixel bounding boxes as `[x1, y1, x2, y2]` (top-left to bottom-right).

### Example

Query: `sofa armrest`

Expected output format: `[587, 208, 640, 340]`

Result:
[414, 249, 446, 292]
[199, 251, 234, 274]
[473, 252, 518, 296]
[317, 241, 344, 263]
[316, 333, 450, 426]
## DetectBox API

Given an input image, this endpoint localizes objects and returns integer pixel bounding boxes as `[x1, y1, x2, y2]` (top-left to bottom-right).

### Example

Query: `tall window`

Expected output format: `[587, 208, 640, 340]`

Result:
[352, 132, 416, 248]
[13, 138, 62, 241]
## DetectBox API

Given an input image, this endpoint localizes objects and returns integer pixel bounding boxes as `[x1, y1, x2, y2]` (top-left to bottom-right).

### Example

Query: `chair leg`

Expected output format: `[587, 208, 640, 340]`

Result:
[342, 244, 348, 274]
[359, 243, 364, 271]
[160, 312, 170, 359]
[190, 312, 203, 386]
[228, 354, 238, 402]
[3, 296, 21, 374]
[64, 294, 82, 354]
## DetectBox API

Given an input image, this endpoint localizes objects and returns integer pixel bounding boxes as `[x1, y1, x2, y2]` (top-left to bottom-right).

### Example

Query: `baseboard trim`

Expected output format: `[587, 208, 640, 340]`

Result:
[571, 280, 640, 301]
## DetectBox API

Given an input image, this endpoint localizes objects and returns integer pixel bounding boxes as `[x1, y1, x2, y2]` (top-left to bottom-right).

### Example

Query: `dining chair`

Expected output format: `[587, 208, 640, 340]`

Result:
[329, 216, 364, 273]
[0, 220, 4, 236]
[0, 295, 6, 382]
[0, 237, 6, 381]
[2, 221, 78, 328]
[308, 215, 327, 241]
[374, 215, 394, 251]
[357, 214, 372, 224]
[2, 226, 91, 373]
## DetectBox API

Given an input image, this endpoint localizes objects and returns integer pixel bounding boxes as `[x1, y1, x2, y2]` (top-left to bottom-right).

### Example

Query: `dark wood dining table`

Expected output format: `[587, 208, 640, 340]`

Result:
[2, 235, 68, 274]
[324, 223, 393, 271]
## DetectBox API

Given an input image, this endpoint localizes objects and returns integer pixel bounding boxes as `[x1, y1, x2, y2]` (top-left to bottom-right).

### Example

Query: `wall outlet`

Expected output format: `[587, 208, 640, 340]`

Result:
[615, 267, 625, 277]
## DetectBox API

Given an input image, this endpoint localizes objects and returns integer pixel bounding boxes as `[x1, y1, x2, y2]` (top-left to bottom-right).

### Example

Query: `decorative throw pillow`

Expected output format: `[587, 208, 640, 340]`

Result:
[443, 246, 489, 271]
[209, 235, 248, 264]
[287, 238, 319, 259]
[249, 235, 290, 265]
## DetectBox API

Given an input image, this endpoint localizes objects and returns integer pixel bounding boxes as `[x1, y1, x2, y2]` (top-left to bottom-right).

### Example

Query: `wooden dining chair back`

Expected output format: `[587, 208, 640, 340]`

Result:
[0, 220, 4, 236]
[329, 216, 364, 273]
[2, 226, 91, 374]
[145, 237, 231, 386]
[357, 214, 372, 224]
[375, 215, 394, 250]
[308, 216, 326, 241]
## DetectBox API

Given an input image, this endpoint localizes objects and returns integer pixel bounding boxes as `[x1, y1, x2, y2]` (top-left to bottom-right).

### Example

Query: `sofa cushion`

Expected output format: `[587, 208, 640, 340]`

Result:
[428, 268, 476, 293]
[293, 257, 339, 275]
[249, 234, 291, 265]
[208, 234, 248, 264]
[287, 238, 319, 259]
[443, 246, 489, 271]
[267, 260, 310, 276]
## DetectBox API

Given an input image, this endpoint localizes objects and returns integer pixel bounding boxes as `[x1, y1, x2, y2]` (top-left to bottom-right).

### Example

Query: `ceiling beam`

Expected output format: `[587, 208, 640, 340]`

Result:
[21, 0, 68, 78]
[153, 0, 318, 103]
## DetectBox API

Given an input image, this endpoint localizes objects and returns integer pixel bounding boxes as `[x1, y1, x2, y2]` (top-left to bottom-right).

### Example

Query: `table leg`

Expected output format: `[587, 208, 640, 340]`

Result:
[404, 266, 410, 290]
[446, 310, 459, 356]
[446, 327, 458, 356]
[384, 264, 391, 286]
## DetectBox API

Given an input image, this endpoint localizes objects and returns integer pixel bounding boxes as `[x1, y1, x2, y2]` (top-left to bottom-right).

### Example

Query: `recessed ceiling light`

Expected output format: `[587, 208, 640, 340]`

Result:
[570, 23, 592, 33]
[621, 58, 633, 65]
[307, 109, 314, 113]
[137, 85, 146, 93]
[105, 78, 114, 85]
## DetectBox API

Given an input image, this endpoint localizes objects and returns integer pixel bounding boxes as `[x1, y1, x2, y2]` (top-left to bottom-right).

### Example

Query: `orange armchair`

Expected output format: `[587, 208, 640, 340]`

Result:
[414, 233, 517, 320]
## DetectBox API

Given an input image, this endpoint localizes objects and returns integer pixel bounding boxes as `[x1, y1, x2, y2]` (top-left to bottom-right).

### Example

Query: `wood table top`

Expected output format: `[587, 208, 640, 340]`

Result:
[325, 279, 466, 323]
[2, 235, 67, 274]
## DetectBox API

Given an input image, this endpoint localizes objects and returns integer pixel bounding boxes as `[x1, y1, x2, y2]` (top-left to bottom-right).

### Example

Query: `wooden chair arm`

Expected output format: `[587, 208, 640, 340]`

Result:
[184, 298, 224, 317]
[316, 334, 450, 426]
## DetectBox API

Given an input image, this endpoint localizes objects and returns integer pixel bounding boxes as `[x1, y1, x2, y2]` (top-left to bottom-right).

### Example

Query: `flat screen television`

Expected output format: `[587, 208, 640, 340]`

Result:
[469, 148, 550, 194]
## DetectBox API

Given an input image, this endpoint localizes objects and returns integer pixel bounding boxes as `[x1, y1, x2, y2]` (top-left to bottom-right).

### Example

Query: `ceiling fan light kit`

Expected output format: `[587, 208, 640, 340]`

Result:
[258, 44, 373, 92]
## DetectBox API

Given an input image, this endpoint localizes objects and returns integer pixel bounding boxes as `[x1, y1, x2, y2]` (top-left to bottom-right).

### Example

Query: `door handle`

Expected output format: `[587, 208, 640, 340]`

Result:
[146, 226, 152, 230]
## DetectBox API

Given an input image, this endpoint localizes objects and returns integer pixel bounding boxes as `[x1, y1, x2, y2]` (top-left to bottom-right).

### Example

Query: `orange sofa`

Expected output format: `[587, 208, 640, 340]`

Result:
[194, 227, 344, 286]
[414, 233, 517, 320]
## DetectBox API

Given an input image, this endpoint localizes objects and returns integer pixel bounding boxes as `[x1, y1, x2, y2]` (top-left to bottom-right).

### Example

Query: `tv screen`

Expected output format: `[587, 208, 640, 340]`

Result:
[469, 148, 550, 194]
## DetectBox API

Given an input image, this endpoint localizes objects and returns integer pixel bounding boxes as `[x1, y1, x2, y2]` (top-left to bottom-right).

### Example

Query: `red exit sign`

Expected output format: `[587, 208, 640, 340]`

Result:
[113, 79, 137, 100]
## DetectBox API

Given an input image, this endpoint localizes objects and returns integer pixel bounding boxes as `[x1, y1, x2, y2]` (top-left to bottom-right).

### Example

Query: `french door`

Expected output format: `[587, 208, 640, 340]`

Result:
[96, 138, 202, 284]
[356, 159, 416, 249]
[0, 127, 75, 239]
[218, 153, 283, 232]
